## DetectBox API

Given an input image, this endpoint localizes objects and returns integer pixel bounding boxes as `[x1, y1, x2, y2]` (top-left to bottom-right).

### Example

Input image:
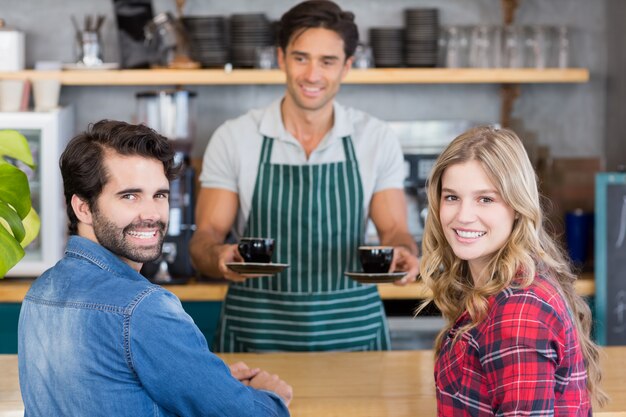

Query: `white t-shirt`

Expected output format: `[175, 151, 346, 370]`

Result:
[199, 98, 405, 238]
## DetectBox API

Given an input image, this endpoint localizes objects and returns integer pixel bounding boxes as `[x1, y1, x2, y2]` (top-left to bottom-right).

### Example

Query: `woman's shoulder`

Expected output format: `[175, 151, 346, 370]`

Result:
[501, 273, 566, 305]
[484, 275, 571, 340]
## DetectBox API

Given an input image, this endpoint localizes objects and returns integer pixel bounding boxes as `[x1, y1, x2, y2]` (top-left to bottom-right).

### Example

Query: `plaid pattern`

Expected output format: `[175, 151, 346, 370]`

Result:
[435, 274, 591, 416]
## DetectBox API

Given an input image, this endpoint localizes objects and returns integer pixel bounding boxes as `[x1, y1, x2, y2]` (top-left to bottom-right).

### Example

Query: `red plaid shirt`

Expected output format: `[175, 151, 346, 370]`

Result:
[435, 274, 591, 416]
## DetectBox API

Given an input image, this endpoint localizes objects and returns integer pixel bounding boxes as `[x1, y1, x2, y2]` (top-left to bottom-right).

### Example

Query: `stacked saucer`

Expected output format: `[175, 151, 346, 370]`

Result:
[181, 16, 229, 68]
[230, 13, 275, 68]
[369, 28, 404, 67]
[404, 8, 439, 67]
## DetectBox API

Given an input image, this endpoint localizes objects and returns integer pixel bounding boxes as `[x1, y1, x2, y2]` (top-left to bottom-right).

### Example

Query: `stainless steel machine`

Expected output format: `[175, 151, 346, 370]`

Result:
[384, 120, 487, 349]
[136, 88, 197, 283]
[375, 120, 476, 245]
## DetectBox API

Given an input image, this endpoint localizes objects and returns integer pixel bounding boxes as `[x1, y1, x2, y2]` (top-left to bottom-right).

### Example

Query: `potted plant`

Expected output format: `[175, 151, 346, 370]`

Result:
[0, 130, 40, 278]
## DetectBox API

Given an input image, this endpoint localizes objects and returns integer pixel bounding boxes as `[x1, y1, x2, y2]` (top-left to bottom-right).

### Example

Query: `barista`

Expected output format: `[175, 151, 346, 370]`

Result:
[189, 0, 419, 352]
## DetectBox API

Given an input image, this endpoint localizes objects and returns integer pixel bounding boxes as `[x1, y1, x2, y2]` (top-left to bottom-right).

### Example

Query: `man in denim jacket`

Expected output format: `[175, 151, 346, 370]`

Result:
[18, 120, 292, 416]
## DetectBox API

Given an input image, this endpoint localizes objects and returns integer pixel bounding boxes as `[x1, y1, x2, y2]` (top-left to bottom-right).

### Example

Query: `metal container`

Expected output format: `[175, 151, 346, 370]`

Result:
[0, 19, 25, 71]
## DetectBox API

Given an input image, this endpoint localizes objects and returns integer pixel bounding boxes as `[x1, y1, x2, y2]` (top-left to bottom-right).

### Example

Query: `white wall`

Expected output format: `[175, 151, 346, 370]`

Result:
[3, 0, 607, 160]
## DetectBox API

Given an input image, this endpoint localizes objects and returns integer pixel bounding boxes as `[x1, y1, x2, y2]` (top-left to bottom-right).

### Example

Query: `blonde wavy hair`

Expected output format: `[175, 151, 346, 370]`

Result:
[418, 125, 607, 406]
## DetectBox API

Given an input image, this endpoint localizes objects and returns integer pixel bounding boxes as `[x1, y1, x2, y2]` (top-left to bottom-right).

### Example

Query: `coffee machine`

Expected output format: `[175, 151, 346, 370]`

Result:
[136, 88, 197, 283]
[387, 120, 479, 243]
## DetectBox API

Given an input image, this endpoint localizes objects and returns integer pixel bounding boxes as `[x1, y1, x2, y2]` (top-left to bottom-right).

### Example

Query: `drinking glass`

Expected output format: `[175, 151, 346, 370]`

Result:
[254, 46, 277, 70]
[503, 25, 524, 68]
[525, 25, 551, 68]
[444, 26, 462, 68]
[490, 25, 503, 68]
[555, 25, 570, 68]
[469, 25, 491, 68]
[352, 44, 374, 69]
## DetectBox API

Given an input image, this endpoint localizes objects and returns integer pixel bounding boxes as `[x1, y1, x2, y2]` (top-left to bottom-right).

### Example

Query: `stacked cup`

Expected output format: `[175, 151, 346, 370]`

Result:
[0, 79, 25, 112]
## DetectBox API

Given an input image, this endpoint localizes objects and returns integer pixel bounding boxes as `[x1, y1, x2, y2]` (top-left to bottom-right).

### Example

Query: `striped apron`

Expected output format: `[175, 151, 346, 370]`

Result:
[214, 135, 390, 352]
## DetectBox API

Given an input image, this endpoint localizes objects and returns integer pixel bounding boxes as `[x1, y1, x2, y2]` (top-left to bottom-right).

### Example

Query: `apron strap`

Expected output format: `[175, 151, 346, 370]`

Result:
[341, 135, 358, 164]
[259, 136, 274, 164]
[261, 135, 356, 163]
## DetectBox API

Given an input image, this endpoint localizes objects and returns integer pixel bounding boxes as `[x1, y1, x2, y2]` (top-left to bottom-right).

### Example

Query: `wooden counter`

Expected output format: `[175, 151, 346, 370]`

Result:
[0, 273, 595, 303]
[1, 346, 624, 416]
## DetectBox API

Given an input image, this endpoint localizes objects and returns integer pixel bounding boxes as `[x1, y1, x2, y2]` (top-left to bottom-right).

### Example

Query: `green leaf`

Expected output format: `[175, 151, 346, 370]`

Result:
[20, 207, 41, 248]
[0, 129, 38, 278]
[0, 130, 34, 168]
[0, 223, 25, 278]
[0, 200, 26, 242]
[0, 164, 31, 219]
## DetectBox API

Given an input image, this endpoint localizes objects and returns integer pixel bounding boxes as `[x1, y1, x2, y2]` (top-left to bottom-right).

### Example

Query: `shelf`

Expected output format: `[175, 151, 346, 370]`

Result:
[0, 68, 589, 86]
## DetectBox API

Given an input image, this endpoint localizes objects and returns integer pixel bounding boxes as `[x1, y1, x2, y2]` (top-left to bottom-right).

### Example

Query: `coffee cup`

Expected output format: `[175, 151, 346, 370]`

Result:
[0, 79, 25, 112]
[32, 79, 61, 111]
[359, 246, 394, 273]
[238, 237, 275, 263]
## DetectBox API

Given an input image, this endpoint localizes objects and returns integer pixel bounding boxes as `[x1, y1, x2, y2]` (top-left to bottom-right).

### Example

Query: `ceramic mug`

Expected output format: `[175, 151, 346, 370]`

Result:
[238, 237, 275, 263]
[0, 80, 25, 112]
[359, 246, 394, 273]
[33, 79, 61, 111]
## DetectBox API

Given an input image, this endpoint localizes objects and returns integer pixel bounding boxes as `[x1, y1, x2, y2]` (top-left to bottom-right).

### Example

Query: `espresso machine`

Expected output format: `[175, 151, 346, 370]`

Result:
[137, 88, 197, 283]
[387, 120, 478, 243]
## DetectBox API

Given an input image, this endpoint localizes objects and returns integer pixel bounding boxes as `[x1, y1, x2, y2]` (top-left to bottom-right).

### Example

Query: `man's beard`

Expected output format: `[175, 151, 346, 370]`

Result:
[91, 208, 167, 264]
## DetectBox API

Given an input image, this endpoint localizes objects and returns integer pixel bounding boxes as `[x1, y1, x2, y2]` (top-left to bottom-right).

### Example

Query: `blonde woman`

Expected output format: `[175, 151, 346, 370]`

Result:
[419, 126, 607, 415]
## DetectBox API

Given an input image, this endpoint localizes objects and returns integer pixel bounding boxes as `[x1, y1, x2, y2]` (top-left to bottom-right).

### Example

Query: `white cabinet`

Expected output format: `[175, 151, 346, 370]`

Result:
[1, 107, 73, 277]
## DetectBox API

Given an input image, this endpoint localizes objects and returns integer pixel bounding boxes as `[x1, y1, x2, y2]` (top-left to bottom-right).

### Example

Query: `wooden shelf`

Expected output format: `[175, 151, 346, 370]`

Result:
[0, 68, 589, 86]
[0, 273, 596, 303]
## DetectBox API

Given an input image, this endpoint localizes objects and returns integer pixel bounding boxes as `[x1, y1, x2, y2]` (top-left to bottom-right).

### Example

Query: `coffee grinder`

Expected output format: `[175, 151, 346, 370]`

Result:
[136, 88, 197, 283]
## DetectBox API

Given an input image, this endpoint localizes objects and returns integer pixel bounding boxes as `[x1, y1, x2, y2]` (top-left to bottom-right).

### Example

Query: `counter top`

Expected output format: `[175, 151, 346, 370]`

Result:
[0, 273, 595, 303]
[1, 346, 624, 416]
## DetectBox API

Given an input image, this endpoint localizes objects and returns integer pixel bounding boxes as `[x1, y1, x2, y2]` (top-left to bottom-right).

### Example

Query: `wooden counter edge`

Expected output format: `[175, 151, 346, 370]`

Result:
[0, 273, 595, 302]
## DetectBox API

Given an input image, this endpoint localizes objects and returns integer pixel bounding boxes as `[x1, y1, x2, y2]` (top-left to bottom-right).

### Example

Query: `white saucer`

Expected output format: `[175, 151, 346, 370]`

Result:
[345, 271, 406, 284]
[226, 262, 289, 276]
[62, 62, 119, 70]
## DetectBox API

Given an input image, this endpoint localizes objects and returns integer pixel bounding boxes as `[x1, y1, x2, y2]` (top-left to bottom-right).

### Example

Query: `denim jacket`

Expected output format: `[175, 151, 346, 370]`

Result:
[18, 236, 289, 417]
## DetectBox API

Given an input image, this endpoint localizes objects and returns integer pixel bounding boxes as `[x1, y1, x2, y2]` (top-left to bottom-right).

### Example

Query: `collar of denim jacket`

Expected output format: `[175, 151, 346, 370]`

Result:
[64, 235, 145, 281]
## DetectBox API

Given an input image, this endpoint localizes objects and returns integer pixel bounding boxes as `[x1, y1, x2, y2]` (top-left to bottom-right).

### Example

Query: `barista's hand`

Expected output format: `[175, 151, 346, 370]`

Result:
[249, 370, 293, 407]
[229, 361, 261, 385]
[217, 244, 248, 282]
[390, 246, 420, 286]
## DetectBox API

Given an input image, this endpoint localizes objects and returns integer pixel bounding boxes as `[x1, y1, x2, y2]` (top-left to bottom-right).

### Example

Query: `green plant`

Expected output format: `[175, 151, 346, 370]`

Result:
[0, 130, 40, 278]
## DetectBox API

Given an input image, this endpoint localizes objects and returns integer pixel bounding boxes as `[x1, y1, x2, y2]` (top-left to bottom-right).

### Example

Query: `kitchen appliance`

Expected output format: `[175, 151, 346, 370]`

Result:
[1, 107, 74, 277]
[136, 88, 196, 153]
[381, 120, 489, 349]
[366, 120, 475, 245]
[363, 120, 477, 245]
[136, 89, 196, 282]
[144, 12, 199, 69]
[0, 19, 25, 71]
[112, 0, 158, 68]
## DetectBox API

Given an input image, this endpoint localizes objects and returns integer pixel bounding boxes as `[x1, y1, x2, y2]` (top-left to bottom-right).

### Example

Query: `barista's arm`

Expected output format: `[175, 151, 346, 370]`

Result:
[189, 187, 247, 282]
[369, 188, 420, 285]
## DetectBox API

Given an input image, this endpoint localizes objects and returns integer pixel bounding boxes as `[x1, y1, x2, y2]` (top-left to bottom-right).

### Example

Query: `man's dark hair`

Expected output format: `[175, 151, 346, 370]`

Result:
[277, 0, 359, 59]
[60, 119, 178, 235]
